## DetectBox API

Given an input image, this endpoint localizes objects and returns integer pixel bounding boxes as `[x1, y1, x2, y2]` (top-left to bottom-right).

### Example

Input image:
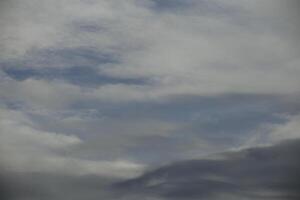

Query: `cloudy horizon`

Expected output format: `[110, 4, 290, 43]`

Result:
[1, 0, 300, 199]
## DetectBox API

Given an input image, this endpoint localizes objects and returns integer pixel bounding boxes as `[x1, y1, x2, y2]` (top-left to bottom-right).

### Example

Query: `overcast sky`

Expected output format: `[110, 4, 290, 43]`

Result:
[1, 0, 300, 199]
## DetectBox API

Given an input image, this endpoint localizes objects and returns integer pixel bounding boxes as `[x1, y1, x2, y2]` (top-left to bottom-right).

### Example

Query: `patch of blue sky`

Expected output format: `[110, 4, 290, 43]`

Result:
[17, 93, 294, 164]
[98, 94, 284, 120]
[2, 47, 147, 87]
[1, 47, 115, 68]
[3, 66, 147, 87]
[122, 99, 289, 164]
[150, 0, 194, 10]
[125, 134, 195, 164]
[186, 109, 287, 138]
[150, 0, 238, 16]
[70, 94, 290, 137]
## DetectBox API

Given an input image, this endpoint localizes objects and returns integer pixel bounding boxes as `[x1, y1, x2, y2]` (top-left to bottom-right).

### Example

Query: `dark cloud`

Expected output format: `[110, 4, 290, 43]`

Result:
[0, 172, 118, 200]
[285, 0, 300, 34]
[0, 174, 14, 200]
[1, 140, 300, 200]
[114, 139, 300, 199]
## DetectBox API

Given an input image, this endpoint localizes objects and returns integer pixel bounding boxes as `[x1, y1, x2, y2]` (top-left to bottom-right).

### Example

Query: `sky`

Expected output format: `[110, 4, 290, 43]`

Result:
[1, 0, 300, 199]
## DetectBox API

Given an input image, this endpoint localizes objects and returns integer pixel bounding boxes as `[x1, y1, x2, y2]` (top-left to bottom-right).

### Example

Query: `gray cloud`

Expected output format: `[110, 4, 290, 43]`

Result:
[0, 171, 118, 200]
[1, 0, 300, 199]
[114, 139, 300, 200]
[0, 107, 144, 178]
[1, 0, 300, 102]
[1, 139, 300, 200]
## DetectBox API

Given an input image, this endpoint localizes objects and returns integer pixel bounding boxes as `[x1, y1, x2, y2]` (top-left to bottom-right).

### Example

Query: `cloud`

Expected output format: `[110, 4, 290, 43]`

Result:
[2, 65, 144, 87]
[1, 1, 300, 199]
[0, 108, 144, 178]
[2, 138, 300, 200]
[1, 71, 298, 163]
[114, 139, 300, 200]
[244, 114, 300, 147]
[1, 0, 300, 103]
[0, 0, 151, 60]
[269, 115, 300, 141]
[0, 172, 118, 200]
[0, 77, 84, 109]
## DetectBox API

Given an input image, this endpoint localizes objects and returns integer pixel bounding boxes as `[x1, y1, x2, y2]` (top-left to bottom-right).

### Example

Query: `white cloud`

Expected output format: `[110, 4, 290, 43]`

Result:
[268, 114, 300, 142]
[239, 114, 300, 149]
[0, 77, 84, 109]
[1, 0, 299, 102]
[1, 0, 300, 178]
[0, 108, 144, 178]
[0, 0, 151, 60]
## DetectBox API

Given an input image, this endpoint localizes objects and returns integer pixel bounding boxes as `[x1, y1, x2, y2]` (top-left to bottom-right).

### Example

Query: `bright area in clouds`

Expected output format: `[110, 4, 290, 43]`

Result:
[1, 0, 300, 199]
[0, 108, 144, 178]
[1, 0, 300, 99]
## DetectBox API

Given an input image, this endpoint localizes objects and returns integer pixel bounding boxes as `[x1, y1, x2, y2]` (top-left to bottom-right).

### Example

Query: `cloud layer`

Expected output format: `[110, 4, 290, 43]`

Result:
[1, 0, 300, 102]
[1, 139, 300, 200]
[1, 0, 300, 199]
[115, 139, 300, 200]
